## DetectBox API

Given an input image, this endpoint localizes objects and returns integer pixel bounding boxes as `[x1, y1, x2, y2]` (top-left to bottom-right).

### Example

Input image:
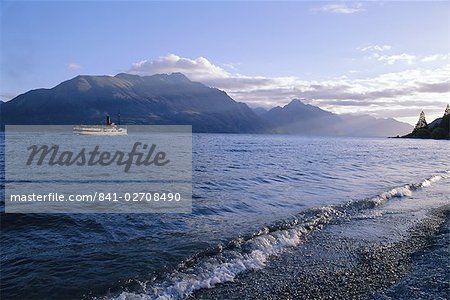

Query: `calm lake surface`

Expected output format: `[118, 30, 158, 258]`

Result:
[1, 134, 449, 299]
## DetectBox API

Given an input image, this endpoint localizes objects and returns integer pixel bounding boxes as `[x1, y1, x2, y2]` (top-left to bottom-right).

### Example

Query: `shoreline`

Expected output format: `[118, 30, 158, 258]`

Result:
[194, 206, 449, 299]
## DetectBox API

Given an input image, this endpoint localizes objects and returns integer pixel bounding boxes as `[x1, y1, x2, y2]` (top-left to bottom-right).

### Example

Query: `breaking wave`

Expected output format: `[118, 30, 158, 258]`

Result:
[112, 172, 450, 300]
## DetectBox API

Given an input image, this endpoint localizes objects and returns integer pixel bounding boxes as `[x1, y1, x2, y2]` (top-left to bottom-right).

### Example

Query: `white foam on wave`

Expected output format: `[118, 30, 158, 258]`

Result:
[370, 172, 449, 206]
[420, 173, 448, 187]
[112, 172, 450, 300]
[372, 186, 413, 206]
[113, 207, 339, 300]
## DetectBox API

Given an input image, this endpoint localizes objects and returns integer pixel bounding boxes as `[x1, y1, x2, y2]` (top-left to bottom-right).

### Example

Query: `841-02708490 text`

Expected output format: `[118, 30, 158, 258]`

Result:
[9, 192, 182, 202]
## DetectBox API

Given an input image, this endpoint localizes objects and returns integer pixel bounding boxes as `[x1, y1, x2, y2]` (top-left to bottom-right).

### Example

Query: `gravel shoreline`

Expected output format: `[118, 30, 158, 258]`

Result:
[194, 205, 450, 300]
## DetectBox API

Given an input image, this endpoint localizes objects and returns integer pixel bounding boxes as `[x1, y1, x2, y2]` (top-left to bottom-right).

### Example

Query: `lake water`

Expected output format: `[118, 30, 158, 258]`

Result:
[1, 134, 449, 299]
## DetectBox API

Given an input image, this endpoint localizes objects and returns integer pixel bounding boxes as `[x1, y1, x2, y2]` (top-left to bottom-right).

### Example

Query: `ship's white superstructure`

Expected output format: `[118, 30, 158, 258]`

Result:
[73, 115, 127, 136]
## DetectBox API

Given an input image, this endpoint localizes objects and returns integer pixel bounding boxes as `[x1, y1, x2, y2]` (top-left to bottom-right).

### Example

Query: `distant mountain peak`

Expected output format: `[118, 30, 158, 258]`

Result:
[168, 72, 191, 82]
[252, 107, 268, 116]
[115, 73, 141, 80]
[286, 99, 306, 107]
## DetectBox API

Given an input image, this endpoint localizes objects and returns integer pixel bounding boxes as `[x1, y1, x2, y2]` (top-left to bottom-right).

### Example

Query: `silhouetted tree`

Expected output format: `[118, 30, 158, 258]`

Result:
[414, 111, 428, 131]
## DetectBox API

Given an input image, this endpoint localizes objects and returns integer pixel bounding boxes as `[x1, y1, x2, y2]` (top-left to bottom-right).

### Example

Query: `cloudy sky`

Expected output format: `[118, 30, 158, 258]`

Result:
[1, 1, 449, 124]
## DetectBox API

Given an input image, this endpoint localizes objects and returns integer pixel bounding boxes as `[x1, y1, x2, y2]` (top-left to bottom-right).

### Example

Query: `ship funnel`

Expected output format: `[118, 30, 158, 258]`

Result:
[106, 115, 111, 125]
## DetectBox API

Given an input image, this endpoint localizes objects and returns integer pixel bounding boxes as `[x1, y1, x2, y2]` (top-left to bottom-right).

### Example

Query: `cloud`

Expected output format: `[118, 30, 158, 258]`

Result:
[421, 53, 449, 63]
[314, 3, 365, 14]
[67, 63, 81, 70]
[372, 53, 416, 65]
[417, 81, 450, 93]
[222, 62, 241, 71]
[128, 54, 450, 122]
[359, 44, 416, 65]
[361, 46, 449, 66]
[129, 54, 228, 80]
[360, 45, 391, 52]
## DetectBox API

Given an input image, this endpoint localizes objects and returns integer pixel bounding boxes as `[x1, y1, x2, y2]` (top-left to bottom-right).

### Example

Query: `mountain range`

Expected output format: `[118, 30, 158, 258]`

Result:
[0, 73, 412, 136]
[0, 73, 267, 133]
[257, 99, 412, 137]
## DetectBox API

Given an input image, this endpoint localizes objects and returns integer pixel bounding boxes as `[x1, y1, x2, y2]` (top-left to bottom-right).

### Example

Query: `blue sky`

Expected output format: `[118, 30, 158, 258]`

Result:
[1, 1, 449, 124]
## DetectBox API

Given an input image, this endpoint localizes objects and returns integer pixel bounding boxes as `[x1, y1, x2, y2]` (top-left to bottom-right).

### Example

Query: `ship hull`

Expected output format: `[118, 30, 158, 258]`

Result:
[73, 125, 127, 136]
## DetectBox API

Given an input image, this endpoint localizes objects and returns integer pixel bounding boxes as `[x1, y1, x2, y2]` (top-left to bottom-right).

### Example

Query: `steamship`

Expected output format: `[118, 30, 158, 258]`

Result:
[73, 115, 127, 136]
